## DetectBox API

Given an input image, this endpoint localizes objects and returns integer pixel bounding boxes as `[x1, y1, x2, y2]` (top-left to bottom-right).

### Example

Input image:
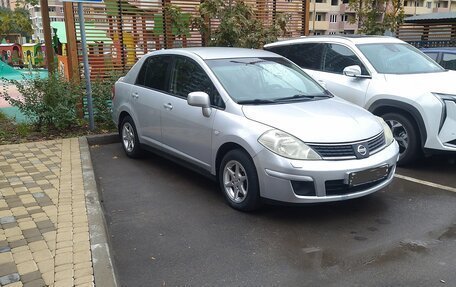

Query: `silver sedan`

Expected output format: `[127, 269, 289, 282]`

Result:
[112, 47, 399, 211]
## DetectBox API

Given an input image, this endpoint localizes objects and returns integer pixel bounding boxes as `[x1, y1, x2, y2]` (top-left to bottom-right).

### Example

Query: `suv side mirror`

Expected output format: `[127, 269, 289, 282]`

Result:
[188, 91, 212, 117]
[343, 65, 362, 77]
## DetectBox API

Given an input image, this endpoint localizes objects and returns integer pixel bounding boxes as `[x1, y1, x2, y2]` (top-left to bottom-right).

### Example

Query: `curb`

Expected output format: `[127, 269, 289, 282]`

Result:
[86, 133, 120, 146]
[79, 136, 119, 287]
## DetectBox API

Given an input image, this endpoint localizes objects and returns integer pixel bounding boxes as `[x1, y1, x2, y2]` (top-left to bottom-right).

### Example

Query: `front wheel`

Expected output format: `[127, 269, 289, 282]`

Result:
[120, 116, 142, 158]
[219, 149, 261, 211]
[382, 112, 420, 166]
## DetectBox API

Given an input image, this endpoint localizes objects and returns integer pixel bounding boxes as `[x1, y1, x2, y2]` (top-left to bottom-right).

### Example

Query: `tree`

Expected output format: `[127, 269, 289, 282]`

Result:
[0, 7, 33, 38]
[193, 0, 287, 49]
[349, 0, 404, 35]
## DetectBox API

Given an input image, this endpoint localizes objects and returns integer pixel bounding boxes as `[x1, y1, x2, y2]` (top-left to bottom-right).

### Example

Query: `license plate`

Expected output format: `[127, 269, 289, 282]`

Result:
[347, 165, 389, 187]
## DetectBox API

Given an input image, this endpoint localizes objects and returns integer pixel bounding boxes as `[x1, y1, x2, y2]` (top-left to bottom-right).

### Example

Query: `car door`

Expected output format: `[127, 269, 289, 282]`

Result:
[160, 55, 223, 169]
[307, 43, 371, 107]
[130, 55, 172, 146]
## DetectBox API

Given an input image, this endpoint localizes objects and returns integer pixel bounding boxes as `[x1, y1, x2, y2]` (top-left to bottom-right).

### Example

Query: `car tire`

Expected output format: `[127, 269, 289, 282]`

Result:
[219, 149, 261, 211]
[120, 116, 142, 158]
[382, 112, 420, 166]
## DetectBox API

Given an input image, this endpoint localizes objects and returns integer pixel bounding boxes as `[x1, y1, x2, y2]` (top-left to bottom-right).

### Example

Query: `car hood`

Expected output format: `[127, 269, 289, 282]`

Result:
[242, 97, 383, 143]
[384, 70, 456, 95]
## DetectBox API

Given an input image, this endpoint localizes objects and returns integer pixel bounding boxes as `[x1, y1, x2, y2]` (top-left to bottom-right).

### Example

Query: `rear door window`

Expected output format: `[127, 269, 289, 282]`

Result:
[135, 55, 172, 93]
[266, 43, 325, 70]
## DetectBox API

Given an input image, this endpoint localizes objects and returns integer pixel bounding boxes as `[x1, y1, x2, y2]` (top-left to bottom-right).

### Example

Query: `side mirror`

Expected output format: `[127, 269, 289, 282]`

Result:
[343, 65, 362, 77]
[187, 91, 212, 117]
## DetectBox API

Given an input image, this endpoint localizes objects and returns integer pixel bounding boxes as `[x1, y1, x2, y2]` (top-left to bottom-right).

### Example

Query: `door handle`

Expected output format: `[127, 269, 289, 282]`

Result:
[131, 92, 139, 99]
[163, 103, 173, 110]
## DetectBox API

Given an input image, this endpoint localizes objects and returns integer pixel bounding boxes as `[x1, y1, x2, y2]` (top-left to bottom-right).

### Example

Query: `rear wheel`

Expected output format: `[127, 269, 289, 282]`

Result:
[219, 149, 261, 211]
[382, 112, 420, 166]
[120, 116, 142, 158]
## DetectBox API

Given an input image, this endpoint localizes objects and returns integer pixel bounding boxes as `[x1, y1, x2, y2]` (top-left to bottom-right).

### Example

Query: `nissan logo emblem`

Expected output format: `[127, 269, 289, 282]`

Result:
[357, 144, 367, 156]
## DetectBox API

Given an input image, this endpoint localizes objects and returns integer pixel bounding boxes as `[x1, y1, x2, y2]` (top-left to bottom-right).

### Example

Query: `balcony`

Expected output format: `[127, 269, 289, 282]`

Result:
[310, 21, 330, 31]
[403, 6, 432, 15]
[339, 21, 358, 30]
[433, 7, 450, 12]
[312, 2, 331, 12]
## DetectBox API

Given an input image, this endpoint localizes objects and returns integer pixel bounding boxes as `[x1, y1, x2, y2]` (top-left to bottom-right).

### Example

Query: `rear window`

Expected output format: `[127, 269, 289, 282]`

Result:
[266, 43, 324, 70]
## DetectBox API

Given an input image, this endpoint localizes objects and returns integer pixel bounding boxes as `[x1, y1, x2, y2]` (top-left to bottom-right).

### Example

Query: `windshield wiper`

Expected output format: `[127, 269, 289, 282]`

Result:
[237, 99, 277, 105]
[275, 94, 330, 102]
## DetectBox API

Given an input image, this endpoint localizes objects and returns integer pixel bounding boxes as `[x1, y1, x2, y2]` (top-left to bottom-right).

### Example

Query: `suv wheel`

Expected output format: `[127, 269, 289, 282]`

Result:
[219, 150, 261, 211]
[120, 116, 142, 158]
[382, 113, 420, 165]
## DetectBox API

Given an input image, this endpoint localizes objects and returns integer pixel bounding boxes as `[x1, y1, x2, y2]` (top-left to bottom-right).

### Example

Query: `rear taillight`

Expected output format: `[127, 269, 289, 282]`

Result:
[111, 85, 115, 100]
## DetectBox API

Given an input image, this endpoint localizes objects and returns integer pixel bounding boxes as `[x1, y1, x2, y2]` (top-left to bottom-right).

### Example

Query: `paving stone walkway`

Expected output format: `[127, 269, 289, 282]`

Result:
[0, 139, 94, 287]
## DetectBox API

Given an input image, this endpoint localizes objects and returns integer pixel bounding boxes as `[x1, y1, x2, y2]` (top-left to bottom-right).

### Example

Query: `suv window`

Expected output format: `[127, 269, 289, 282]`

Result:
[170, 56, 224, 108]
[135, 55, 172, 92]
[266, 43, 324, 70]
[323, 44, 368, 75]
[424, 52, 438, 61]
[442, 53, 456, 70]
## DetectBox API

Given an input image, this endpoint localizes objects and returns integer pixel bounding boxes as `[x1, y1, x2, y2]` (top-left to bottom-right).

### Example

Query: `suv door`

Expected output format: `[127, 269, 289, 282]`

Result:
[131, 55, 172, 146]
[312, 43, 371, 106]
[267, 43, 371, 106]
[160, 55, 223, 169]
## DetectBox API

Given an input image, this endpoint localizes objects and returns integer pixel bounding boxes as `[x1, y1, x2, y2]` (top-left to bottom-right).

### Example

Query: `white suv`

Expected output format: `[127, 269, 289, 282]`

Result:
[265, 36, 456, 165]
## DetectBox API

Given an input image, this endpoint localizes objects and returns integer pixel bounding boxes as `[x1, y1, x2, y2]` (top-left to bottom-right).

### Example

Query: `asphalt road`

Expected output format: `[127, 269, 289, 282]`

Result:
[90, 143, 456, 287]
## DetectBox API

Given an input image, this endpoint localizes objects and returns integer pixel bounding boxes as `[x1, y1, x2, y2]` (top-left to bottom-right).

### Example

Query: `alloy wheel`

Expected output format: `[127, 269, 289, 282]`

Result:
[122, 122, 135, 153]
[223, 160, 248, 203]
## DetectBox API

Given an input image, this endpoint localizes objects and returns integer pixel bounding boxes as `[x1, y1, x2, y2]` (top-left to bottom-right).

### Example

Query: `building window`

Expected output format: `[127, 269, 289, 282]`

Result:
[331, 0, 338, 5]
[426, 1, 431, 8]
[330, 15, 337, 22]
[315, 13, 325, 21]
[341, 14, 349, 22]
[329, 31, 337, 35]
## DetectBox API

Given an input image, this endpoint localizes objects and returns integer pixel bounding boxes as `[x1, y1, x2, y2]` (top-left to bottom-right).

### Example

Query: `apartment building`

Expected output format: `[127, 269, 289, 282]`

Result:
[308, 0, 456, 35]
[28, 0, 65, 42]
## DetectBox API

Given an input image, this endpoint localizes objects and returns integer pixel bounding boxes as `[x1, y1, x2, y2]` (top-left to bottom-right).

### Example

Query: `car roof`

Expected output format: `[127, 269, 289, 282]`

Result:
[152, 47, 280, 60]
[264, 35, 405, 48]
[421, 47, 456, 53]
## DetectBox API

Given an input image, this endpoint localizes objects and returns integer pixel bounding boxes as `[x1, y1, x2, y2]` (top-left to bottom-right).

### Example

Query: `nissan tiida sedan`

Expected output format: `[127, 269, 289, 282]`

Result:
[112, 48, 399, 211]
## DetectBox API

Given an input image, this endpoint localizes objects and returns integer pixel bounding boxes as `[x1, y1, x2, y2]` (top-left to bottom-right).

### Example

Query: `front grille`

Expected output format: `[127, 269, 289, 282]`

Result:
[309, 132, 385, 159]
[325, 167, 392, 196]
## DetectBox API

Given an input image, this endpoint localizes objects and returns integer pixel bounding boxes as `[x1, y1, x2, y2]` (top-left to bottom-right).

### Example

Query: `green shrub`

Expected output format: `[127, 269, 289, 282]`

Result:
[90, 72, 124, 129]
[1, 74, 82, 131]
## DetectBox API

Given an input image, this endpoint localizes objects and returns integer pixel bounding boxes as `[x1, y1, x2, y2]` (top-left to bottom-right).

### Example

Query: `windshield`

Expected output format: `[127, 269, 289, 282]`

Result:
[357, 43, 445, 74]
[205, 57, 330, 104]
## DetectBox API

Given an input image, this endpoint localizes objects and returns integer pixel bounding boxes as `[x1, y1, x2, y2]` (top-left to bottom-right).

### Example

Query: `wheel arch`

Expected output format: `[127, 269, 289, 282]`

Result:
[368, 99, 427, 149]
[118, 111, 131, 133]
[215, 142, 253, 177]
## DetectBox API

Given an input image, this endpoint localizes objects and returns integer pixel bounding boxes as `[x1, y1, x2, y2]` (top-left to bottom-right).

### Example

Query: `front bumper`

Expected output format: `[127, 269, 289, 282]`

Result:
[253, 141, 399, 203]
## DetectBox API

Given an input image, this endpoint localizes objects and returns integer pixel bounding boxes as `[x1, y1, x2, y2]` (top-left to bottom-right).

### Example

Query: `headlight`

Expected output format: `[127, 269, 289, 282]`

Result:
[433, 92, 456, 102]
[258, 130, 321, 160]
[376, 116, 394, 146]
